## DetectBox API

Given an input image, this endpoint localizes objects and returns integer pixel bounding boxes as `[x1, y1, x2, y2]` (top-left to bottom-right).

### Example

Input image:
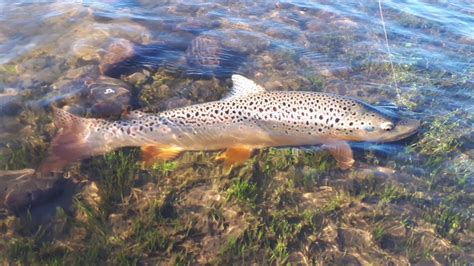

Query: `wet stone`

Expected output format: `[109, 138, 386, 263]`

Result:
[160, 96, 191, 110]
[33, 65, 101, 109]
[125, 71, 149, 86]
[264, 25, 301, 40]
[0, 88, 22, 116]
[219, 30, 271, 55]
[175, 18, 221, 34]
[187, 78, 225, 102]
[186, 36, 221, 68]
[86, 76, 132, 117]
[184, 35, 245, 78]
[17, 57, 50, 72]
[1, 170, 65, 212]
[99, 38, 136, 76]
[65, 21, 151, 67]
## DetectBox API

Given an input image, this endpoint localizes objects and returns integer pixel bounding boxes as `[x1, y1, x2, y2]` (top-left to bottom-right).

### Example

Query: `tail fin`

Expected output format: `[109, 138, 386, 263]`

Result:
[39, 107, 108, 174]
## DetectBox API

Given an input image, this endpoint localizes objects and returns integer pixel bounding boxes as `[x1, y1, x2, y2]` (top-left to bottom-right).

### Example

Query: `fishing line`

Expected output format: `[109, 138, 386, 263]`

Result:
[378, 0, 401, 100]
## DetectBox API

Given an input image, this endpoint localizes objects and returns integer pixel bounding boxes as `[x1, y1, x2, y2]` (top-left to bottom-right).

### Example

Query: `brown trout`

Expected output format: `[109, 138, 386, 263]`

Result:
[40, 75, 420, 173]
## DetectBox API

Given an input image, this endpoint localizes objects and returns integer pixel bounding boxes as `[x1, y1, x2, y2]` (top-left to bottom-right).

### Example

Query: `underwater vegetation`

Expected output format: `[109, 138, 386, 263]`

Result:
[0, 0, 473, 264]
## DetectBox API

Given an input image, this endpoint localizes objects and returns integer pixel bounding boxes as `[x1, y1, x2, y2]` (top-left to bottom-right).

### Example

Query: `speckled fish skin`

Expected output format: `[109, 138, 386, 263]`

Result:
[40, 75, 420, 173]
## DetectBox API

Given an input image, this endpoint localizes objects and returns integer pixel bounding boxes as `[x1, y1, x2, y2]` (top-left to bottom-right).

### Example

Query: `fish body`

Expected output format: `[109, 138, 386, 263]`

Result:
[40, 75, 420, 173]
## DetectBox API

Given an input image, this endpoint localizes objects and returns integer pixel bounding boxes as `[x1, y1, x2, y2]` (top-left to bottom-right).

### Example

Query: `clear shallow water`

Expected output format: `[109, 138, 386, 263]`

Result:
[0, 0, 472, 264]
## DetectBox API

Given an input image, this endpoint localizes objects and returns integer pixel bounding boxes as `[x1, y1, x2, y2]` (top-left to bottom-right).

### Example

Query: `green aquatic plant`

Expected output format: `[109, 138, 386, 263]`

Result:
[0, 64, 17, 74]
[402, 227, 442, 264]
[152, 68, 174, 86]
[301, 150, 335, 171]
[84, 149, 140, 213]
[226, 178, 258, 208]
[262, 148, 297, 174]
[2, 214, 70, 265]
[424, 206, 463, 240]
[270, 237, 289, 263]
[130, 219, 168, 253]
[307, 75, 325, 91]
[412, 112, 461, 166]
[321, 194, 347, 213]
[410, 111, 472, 189]
[300, 150, 335, 189]
[380, 185, 408, 204]
[446, 158, 474, 188]
[217, 222, 267, 264]
[151, 161, 178, 177]
[0, 109, 51, 170]
[371, 224, 386, 244]
[0, 141, 46, 170]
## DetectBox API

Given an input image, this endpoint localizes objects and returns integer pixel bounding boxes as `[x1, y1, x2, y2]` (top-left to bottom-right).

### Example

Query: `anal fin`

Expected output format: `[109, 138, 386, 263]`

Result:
[141, 145, 182, 167]
[215, 146, 253, 172]
[322, 141, 354, 170]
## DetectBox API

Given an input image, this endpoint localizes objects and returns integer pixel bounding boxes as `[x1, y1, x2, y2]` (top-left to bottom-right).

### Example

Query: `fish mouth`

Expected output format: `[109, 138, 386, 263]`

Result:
[379, 118, 421, 142]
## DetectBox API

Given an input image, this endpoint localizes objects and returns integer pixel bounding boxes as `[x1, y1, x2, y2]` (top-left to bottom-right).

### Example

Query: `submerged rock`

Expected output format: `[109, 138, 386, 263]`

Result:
[175, 18, 221, 34]
[34, 66, 132, 117]
[35, 65, 101, 108]
[0, 88, 21, 116]
[99, 38, 136, 77]
[0, 169, 65, 212]
[186, 36, 221, 68]
[219, 30, 271, 55]
[87, 76, 133, 117]
[65, 21, 151, 66]
[184, 34, 247, 78]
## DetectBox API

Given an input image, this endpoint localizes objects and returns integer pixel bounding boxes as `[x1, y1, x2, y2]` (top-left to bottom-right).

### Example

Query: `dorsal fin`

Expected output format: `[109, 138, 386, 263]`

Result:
[223, 75, 266, 100]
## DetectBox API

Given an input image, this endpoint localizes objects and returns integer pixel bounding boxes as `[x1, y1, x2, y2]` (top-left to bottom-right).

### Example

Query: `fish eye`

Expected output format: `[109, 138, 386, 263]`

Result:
[381, 122, 394, 131]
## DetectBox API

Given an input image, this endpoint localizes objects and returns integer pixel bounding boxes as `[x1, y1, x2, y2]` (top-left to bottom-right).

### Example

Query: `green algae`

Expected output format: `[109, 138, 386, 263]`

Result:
[0, 110, 51, 170]
[411, 111, 473, 190]
[412, 112, 461, 165]
[226, 178, 258, 208]
[0, 64, 17, 74]
[84, 149, 140, 213]
[150, 161, 179, 177]
[307, 75, 326, 91]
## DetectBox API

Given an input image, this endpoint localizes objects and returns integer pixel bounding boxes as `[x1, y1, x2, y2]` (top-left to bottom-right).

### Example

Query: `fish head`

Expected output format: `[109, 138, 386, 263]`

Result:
[336, 101, 420, 142]
[364, 116, 420, 142]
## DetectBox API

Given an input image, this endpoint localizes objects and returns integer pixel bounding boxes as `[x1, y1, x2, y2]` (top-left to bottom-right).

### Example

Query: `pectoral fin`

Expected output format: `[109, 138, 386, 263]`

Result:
[323, 141, 354, 170]
[141, 145, 182, 167]
[215, 146, 253, 172]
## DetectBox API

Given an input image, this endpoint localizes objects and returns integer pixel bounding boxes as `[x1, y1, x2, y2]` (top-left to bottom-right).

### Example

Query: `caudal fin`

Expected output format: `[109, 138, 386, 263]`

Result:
[39, 107, 107, 174]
